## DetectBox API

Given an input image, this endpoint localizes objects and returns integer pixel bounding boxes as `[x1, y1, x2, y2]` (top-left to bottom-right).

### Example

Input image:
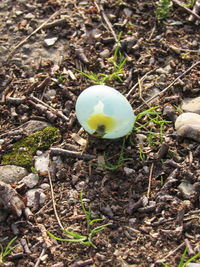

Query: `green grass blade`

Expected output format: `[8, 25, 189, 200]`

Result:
[2, 236, 17, 258]
[182, 250, 200, 267]
[178, 247, 188, 267]
[62, 229, 86, 239]
[48, 232, 87, 243]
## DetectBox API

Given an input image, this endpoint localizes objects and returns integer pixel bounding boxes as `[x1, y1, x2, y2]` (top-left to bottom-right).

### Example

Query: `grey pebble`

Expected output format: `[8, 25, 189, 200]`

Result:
[0, 165, 28, 184]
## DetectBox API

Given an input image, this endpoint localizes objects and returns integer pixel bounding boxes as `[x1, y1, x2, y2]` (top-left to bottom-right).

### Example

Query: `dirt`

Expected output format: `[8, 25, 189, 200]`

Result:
[0, 0, 200, 266]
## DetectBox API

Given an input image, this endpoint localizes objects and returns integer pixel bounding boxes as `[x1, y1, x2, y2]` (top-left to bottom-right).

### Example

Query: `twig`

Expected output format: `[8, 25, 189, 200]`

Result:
[34, 247, 47, 267]
[126, 68, 156, 98]
[69, 259, 94, 267]
[6, 9, 62, 61]
[94, 0, 118, 42]
[147, 163, 154, 199]
[156, 241, 185, 263]
[184, 238, 195, 256]
[42, 18, 68, 29]
[171, 0, 200, 21]
[50, 147, 96, 160]
[47, 158, 64, 230]
[29, 95, 69, 122]
[135, 61, 200, 111]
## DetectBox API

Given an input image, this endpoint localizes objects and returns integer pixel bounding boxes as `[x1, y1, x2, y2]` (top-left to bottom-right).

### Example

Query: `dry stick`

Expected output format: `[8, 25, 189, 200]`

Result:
[50, 147, 96, 161]
[171, 0, 200, 21]
[33, 247, 47, 267]
[95, 0, 118, 43]
[126, 69, 156, 99]
[184, 238, 195, 256]
[157, 241, 186, 263]
[29, 94, 69, 122]
[135, 61, 200, 112]
[147, 163, 154, 199]
[6, 9, 62, 61]
[47, 166, 64, 230]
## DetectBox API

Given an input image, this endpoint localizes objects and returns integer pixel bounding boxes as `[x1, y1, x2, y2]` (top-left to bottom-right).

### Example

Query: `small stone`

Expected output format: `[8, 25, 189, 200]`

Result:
[24, 13, 35, 19]
[175, 112, 200, 142]
[186, 264, 200, 267]
[182, 96, 200, 114]
[0, 139, 5, 145]
[124, 167, 134, 175]
[22, 120, 50, 135]
[43, 89, 57, 100]
[44, 37, 58, 46]
[123, 8, 133, 17]
[99, 49, 110, 58]
[34, 151, 50, 175]
[156, 65, 172, 74]
[178, 182, 195, 199]
[20, 173, 39, 188]
[0, 165, 28, 184]
[26, 188, 46, 207]
[40, 183, 50, 190]
[100, 205, 114, 218]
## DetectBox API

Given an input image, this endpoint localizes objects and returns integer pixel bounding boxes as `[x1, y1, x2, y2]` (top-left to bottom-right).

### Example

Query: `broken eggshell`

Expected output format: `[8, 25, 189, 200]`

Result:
[75, 85, 135, 139]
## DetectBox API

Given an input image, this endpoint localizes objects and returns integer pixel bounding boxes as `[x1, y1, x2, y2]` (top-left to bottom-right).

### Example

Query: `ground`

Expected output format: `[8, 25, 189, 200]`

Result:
[0, 0, 200, 266]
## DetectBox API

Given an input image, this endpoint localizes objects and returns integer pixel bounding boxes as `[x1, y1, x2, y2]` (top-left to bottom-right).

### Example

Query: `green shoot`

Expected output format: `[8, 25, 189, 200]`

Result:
[0, 237, 17, 264]
[95, 137, 132, 170]
[155, 0, 173, 20]
[48, 191, 112, 248]
[161, 247, 200, 267]
[183, 0, 195, 8]
[135, 106, 171, 146]
[76, 34, 126, 84]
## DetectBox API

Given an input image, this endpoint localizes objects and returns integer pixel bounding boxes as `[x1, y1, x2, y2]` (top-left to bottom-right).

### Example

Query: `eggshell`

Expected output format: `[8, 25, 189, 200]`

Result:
[75, 85, 135, 139]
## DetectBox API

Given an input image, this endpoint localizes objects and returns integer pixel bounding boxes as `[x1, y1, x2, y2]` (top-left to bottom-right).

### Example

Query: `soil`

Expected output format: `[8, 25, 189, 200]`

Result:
[0, 0, 200, 267]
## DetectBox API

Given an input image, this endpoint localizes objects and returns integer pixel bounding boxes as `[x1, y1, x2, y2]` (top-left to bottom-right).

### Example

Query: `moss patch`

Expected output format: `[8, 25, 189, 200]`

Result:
[2, 126, 61, 168]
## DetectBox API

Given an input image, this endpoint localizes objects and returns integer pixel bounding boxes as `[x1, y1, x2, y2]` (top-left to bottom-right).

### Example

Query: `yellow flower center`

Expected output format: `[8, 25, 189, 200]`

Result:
[87, 113, 117, 134]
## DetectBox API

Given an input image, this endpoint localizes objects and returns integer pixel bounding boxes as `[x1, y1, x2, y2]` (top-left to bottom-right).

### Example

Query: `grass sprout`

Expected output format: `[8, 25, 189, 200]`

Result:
[155, 0, 173, 20]
[76, 33, 126, 84]
[134, 106, 171, 160]
[162, 247, 200, 267]
[95, 137, 132, 170]
[0, 236, 17, 264]
[48, 191, 111, 248]
[135, 106, 171, 145]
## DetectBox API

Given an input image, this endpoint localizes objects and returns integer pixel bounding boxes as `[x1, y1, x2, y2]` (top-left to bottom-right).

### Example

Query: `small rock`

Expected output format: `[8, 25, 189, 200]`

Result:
[20, 173, 39, 188]
[99, 49, 110, 58]
[100, 205, 114, 218]
[26, 188, 46, 207]
[44, 37, 58, 46]
[0, 165, 28, 184]
[43, 89, 57, 100]
[182, 96, 200, 114]
[22, 120, 50, 135]
[123, 8, 133, 17]
[178, 181, 195, 199]
[40, 183, 50, 190]
[24, 13, 35, 19]
[175, 112, 200, 142]
[156, 65, 172, 74]
[186, 264, 200, 267]
[34, 151, 50, 175]
[124, 167, 134, 175]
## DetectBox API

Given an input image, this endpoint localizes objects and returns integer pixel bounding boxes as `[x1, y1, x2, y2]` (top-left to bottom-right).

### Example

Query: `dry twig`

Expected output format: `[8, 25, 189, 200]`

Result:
[135, 61, 200, 111]
[94, 0, 118, 42]
[147, 163, 154, 199]
[47, 161, 64, 230]
[50, 147, 95, 160]
[171, 0, 200, 21]
[6, 9, 62, 61]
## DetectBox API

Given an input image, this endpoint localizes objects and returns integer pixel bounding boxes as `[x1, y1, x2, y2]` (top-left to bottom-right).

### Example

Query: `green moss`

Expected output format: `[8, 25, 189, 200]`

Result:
[1, 126, 61, 168]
